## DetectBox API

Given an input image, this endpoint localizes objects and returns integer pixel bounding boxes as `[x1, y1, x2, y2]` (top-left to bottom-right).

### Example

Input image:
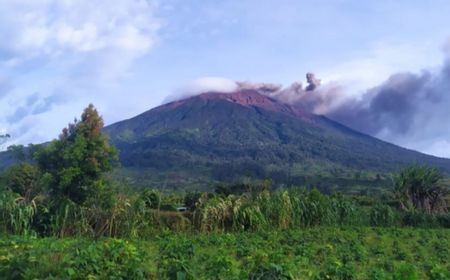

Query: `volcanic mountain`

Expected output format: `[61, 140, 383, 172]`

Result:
[103, 89, 450, 190]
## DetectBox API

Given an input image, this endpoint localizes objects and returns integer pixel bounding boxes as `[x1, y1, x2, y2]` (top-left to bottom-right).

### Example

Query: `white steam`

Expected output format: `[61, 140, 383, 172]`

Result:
[164, 77, 238, 103]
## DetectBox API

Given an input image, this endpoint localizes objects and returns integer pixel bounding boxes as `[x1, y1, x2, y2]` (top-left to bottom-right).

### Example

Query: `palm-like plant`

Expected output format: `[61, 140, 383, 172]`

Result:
[394, 165, 448, 214]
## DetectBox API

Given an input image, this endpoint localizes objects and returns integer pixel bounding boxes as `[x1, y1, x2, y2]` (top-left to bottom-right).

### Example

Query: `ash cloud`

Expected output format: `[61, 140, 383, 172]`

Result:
[305, 72, 321, 91]
[233, 64, 450, 157]
[249, 73, 344, 115]
[327, 71, 435, 136]
[292, 58, 450, 158]
[168, 55, 450, 157]
[227, 55, 450, 158]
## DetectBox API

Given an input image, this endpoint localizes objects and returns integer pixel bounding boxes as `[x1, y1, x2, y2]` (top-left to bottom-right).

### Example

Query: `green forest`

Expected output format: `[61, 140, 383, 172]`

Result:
[1, 105, 449, 279]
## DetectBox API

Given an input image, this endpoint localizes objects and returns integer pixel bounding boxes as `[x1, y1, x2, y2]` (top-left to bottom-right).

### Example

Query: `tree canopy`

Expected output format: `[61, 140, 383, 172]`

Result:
[36, 104, 118, 205]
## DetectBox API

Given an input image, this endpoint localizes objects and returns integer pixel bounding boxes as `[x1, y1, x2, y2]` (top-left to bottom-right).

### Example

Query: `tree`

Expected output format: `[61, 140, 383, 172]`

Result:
[394, 165, 448, 214]
[4, 163, 45, 201]
[37, 104, 118, 205]
[7, 145, 26, 161]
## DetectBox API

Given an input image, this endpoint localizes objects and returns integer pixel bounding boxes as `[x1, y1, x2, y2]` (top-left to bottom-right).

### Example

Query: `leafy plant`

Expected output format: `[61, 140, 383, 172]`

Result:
[394, 165, 448, 214]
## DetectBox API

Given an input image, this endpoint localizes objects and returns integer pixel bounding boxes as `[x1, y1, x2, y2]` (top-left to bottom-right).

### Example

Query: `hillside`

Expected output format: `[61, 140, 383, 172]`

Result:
[103, 90, 450, 190]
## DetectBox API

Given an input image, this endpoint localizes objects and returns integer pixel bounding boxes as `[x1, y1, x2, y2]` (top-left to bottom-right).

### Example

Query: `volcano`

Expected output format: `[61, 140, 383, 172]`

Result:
[103, 89, 450, 190]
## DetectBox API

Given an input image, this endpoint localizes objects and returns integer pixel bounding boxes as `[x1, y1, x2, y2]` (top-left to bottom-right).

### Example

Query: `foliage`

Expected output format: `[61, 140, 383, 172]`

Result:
[0, 190, 37, 235]
[394, 165, 449, 214]
[0, 183, 448, 238]
[4, 163, 45, 201]
[36, 104, 118, 205]
[6, 145, 26, 161]
[370, 203, 397, 227]
[0, 228, 449, 279]
[184, 191, 201, 210]
[140, 189, 161, 209]
[193, 189, 365, 232]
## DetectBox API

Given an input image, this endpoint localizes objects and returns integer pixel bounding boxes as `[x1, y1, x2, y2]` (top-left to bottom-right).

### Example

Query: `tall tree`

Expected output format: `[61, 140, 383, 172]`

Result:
[37, 104, 118, 205]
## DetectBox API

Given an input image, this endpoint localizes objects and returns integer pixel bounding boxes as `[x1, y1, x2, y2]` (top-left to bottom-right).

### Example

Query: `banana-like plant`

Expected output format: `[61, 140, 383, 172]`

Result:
[394, 165, 448, 214]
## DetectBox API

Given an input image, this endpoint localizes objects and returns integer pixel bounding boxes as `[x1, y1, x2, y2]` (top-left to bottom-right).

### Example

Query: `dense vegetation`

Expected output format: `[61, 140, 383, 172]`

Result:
[1, 228, 450, 279]
[0, 105, 449, 279]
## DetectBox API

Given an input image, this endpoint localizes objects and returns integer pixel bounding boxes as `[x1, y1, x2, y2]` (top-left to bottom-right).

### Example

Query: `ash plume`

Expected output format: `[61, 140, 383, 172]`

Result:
[167, 61, 450, 157]
[313, 56, 450, 157]
[236, 72, 332, 110]
[236, 81, 282, 94]
[231, 62, 450, 157]
[305, 72, 321, 91]
[327, 71, 434, 136]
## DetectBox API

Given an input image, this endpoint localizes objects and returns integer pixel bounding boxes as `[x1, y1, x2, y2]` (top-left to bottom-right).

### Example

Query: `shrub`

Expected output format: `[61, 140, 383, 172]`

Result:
[370, 203, 396, 227]
[140, 189, 161, 209]
[402, 212, 438, 228]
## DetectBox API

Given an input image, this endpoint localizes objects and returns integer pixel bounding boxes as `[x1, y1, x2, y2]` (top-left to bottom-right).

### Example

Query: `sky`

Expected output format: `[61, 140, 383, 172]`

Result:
[1, 0, 450, 157]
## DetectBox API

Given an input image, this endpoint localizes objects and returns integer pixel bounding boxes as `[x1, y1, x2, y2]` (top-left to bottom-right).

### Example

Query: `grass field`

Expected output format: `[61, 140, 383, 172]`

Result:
[1, 227, 449, 279]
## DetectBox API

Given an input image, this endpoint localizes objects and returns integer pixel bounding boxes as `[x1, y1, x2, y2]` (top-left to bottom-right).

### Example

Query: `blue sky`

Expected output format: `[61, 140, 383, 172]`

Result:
[1, 0, 450, 156]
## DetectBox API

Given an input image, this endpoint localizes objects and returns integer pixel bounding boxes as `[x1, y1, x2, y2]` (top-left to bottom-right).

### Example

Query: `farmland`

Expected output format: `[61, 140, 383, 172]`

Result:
[1, 228, 449, 279]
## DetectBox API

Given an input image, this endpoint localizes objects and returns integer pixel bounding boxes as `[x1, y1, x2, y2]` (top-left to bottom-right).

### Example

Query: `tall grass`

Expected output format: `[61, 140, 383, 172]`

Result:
[193, 189, 363, 232]
[0, 187, 448, 238]
[0, 191, 37, 235]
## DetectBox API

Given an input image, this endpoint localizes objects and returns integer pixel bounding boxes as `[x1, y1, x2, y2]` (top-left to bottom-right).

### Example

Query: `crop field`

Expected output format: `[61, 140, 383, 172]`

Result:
[1, 227, 449, 280]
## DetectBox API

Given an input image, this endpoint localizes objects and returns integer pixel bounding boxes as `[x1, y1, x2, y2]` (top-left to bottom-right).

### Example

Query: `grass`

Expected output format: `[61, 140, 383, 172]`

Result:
[1, 227, 449, 279]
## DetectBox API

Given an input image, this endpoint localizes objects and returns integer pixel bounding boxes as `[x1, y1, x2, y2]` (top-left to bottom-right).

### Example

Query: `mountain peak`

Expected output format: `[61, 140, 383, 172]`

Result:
[164, 89, 311, 119]
[102, 86, 450, 189]
[198, 90, 276, 106]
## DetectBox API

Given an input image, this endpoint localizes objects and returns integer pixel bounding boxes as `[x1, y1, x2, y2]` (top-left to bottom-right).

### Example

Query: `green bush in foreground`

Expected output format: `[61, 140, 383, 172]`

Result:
[1, 227, 449, 280]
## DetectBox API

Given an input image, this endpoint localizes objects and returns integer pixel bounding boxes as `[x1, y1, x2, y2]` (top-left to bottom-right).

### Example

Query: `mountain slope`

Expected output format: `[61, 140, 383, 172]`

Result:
[104, 90, 450, 189]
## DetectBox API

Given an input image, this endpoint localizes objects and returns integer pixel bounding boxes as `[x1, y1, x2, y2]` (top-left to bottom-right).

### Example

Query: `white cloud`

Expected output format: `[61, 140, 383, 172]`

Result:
[0, 0, 161, 149]
[164, 77, 238, 103]
[0, 0, 160, 60]
[422, 140, 450, 159]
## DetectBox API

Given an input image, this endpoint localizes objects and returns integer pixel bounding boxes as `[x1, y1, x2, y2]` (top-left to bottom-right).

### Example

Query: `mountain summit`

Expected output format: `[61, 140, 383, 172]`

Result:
[161, 90, 311, 118]
[104, 90, 450, 189]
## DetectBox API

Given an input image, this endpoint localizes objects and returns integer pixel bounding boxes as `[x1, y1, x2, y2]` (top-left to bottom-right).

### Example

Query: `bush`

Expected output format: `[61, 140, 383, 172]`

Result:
[140, 189, 161, 209]
[402, 212, 438, 227]
[4, 163, 45, 201]
[370, 203, 396, 227]
[436, 213, 450, 228]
